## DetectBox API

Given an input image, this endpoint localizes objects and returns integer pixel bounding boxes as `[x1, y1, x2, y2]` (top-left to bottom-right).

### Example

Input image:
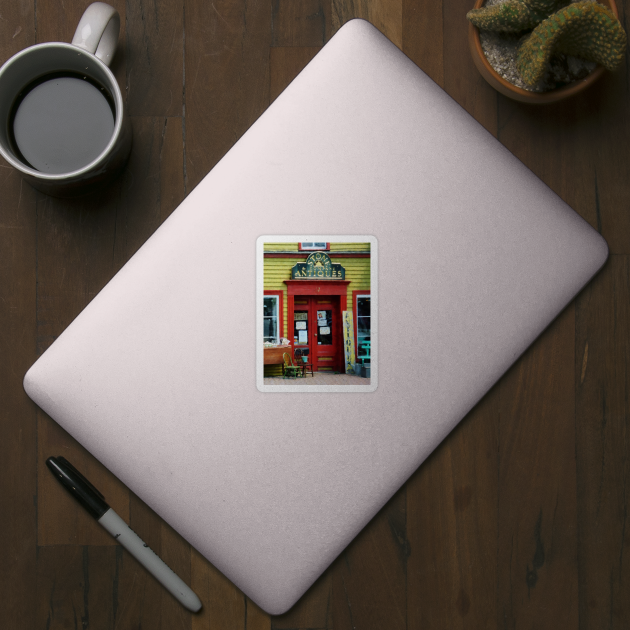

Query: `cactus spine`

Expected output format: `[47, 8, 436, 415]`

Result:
[467, 0, 568, 33]
[516, 1, 627, 85]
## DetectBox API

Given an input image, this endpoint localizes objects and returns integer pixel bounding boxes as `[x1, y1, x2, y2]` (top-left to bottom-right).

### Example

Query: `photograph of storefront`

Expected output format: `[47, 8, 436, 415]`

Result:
[259, 239, 374, 390]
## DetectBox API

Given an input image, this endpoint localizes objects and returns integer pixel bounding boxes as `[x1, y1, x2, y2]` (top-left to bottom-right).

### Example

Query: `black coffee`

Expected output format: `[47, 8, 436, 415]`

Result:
[10, 73, 115, 174]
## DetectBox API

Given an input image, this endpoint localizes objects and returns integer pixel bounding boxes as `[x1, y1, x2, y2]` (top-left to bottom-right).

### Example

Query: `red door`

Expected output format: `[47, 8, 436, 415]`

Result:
[292, 296, 341, 372]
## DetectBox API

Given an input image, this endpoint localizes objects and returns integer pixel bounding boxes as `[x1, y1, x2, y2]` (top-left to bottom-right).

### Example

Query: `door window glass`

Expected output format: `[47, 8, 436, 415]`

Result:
[294, 310, 309, 345]
[317, 310, 333, 345]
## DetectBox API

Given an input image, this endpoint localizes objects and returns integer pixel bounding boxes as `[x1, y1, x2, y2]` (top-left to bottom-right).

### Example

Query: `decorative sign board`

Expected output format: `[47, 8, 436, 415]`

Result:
[291, 252, 345, 279]
[342, 311, 356, 374]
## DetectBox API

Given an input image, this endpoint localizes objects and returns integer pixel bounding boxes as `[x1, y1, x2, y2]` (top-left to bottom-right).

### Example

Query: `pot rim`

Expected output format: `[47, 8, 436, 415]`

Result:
[468, 0, 618, 103]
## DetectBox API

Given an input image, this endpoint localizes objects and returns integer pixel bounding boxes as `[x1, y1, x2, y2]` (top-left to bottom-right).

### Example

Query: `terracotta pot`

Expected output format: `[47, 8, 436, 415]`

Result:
[468, 0, 619, 103]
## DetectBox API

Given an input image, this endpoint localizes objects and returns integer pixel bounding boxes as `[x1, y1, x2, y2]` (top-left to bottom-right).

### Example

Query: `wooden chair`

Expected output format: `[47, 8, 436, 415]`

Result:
[282, 352, 302, 378]
[294, 347, 314, 377]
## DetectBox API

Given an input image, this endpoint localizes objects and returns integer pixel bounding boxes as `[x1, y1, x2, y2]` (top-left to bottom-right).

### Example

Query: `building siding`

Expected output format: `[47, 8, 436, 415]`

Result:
[264, 242, 371, 253]
[263, 243, 370, 376]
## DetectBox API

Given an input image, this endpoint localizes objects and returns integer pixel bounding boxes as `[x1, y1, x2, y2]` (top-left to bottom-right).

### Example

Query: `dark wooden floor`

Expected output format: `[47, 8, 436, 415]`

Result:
[1, 0, 629, 628]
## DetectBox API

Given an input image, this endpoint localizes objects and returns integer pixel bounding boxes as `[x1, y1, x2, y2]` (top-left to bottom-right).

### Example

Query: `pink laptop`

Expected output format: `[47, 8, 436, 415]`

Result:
[24, 19, 607, 614]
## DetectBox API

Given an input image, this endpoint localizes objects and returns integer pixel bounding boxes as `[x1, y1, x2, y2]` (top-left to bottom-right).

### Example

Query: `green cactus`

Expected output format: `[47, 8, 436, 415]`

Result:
[467, 0, 568, 33]
[516, 1, 627, 85]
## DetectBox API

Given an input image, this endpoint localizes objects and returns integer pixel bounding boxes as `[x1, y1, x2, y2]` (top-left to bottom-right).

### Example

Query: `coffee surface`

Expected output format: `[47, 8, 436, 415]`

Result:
[12, 74, 115, 174]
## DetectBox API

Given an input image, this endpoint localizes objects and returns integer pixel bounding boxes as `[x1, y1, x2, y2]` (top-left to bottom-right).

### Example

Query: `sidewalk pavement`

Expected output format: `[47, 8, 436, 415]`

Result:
[263, 371, 370, 385]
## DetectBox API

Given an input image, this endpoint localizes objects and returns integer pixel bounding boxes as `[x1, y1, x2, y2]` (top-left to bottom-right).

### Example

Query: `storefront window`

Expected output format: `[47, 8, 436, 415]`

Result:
[264, 296, 279, 343]
[317, 310, 333, 345]
[357, 296, 370, 360]
[294, 311, 309, 345]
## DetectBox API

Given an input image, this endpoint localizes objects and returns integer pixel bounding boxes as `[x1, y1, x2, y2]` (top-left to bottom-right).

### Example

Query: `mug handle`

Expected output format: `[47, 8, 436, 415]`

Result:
[71, 2, 120, 67]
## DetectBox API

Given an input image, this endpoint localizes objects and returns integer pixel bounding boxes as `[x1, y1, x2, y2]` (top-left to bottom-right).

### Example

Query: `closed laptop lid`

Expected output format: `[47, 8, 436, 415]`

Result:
[24, 19, 607, 614]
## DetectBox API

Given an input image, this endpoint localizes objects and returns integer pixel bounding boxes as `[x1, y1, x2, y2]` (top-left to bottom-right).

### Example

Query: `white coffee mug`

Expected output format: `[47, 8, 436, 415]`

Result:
[0, 2, 132, 197]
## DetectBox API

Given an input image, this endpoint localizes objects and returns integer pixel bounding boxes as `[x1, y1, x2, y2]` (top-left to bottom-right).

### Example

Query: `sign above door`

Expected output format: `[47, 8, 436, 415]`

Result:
[291, 252, 345, 279]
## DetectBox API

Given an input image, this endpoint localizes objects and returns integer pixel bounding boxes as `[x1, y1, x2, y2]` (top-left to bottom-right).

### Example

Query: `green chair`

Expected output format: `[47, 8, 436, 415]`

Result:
[358, 341, 371, 365]
[283, 352, 302, 378]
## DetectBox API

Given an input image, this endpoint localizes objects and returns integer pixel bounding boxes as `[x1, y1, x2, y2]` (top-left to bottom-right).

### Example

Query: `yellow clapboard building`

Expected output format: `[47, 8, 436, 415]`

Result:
[263, 242, 371, 376]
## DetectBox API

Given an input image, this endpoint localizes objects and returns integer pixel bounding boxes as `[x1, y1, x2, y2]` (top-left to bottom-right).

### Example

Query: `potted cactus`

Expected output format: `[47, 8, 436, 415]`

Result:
[467, 0, 627, 102]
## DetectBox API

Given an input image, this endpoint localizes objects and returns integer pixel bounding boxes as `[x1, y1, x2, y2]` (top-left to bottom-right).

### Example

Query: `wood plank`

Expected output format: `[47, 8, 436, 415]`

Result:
[184, 0, 272, 192]
[126, 0, 184, 117]
[443, 0, 497, 131]
[331, 0, 403, 49]
[407, 392, 499, 629]
[497, 305, 578, 628]
[0, 0, 36, 55]
[575, 256, 630, 629]
[331, 486, 407, 630]
[582, 72, 630, 254]
[402, 0, 444, 88]
[159, 117, 187, 221]
[271, 0, 332, 46]
[0, 5, 38, 629]
[0, 124, 38, 630]
[36, 545, 118, 630]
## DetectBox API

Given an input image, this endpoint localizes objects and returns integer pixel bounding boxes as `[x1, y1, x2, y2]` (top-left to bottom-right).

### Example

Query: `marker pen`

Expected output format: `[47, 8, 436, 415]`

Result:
[46, 456, 202, 613]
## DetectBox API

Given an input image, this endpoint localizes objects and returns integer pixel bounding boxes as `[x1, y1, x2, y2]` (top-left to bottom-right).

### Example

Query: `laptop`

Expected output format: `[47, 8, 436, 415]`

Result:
[23, 19, 608, 614]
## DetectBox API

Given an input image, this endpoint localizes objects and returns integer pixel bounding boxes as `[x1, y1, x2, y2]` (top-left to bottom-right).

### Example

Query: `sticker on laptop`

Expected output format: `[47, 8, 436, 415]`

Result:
[256, 236, 377, 393]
